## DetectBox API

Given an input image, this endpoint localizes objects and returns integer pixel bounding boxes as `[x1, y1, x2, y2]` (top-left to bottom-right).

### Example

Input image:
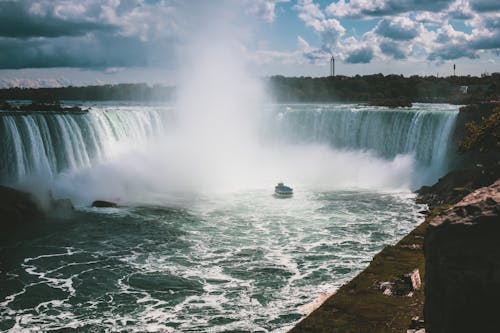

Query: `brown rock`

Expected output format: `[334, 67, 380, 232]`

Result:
[409, 269, 421, 291]
[374, 269, 421, 297]
[416, 165, 499, 210]
[424, 180, 500, 333]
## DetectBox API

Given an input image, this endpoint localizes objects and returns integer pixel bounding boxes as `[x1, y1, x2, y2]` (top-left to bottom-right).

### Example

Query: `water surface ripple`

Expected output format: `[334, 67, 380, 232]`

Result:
[0, 189, 423, 332]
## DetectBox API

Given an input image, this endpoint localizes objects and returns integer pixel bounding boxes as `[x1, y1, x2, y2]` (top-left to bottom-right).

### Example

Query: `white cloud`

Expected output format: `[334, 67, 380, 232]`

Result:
[297, 35, 330, 62]
[414, 12, 445, 25]
[322, 0, 500, 63]
[435, 24, 470, 44]
[447, 0, 475, 20]
[245, 0, 290, 22]
[374, 16, 422, 40]
[0, 0, 182, 69]
[2, 0, 500, 76]
[295, 0, 345, 52]
[429, 24, 477, 60]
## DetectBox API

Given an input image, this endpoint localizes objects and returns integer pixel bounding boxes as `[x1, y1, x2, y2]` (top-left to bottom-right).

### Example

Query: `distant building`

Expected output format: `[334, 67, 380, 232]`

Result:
[330, 56, 335, 77]
[459, 86, 468, 94]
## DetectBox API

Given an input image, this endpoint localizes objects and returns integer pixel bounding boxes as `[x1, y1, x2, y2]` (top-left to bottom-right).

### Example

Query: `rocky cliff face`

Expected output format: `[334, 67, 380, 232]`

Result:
[424, 180, 500, 333]
[416, 164, 500, 210]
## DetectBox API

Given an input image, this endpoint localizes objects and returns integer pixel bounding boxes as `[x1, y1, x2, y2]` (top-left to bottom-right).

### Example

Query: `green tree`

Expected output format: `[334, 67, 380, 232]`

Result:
[459, 106, 500, 153]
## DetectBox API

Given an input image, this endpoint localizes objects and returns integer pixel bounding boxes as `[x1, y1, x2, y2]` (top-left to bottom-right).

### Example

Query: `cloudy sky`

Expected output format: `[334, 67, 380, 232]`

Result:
[0, 0, 499, 87]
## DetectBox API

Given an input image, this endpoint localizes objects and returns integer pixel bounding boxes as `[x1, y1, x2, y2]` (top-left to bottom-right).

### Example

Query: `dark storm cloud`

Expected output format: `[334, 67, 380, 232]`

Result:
[327, 0, 454, 19]
[0, 36, 175, 69]
[469, 0, 500, 12]
[345, 47, 373, 63]
[379, 41, 406, 59]
[484, 16, 500, 29]
[365, 0, 453, 16]
[0, 1, 115, 38]
[374, 18, 418, 41]
[470, 34, 500, 50]
[0, 0, 181, 69]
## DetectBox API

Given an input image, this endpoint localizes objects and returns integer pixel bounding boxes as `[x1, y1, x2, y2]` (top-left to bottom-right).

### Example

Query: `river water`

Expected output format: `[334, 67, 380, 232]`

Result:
[0, 102, 458, 332]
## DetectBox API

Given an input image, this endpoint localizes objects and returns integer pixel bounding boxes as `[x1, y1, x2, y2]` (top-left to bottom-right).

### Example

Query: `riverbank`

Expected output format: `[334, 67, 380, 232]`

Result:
[289, 211, 429, 332]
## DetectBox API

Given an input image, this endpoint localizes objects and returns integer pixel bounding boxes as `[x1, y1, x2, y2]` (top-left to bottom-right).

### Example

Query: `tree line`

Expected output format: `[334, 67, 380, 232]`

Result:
[0, 83, 175, 102]
[0, 74, 499, 104]
[266, 73, 500, 104]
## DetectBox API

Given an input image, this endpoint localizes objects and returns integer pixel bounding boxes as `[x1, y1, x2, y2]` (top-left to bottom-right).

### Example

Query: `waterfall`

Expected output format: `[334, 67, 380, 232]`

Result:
[274, 103, 458, 185]
[0, 103, 458, 191]
[0, 106, 171, 184]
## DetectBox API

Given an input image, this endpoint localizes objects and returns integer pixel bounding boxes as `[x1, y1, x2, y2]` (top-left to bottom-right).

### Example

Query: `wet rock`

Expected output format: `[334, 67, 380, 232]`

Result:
[424, 180, 500, 333]
[91, 200, 118, 208]
[0, 185, 42, 228]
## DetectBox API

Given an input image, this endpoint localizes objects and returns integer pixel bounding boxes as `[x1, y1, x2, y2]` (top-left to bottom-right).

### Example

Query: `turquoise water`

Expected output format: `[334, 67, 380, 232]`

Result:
[1, 189, 422, 332]
[0, 102, 458, 332]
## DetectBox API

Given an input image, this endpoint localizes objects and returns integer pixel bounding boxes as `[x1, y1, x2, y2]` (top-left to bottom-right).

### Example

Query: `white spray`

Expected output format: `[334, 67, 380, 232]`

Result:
[40, 3, 420, 206]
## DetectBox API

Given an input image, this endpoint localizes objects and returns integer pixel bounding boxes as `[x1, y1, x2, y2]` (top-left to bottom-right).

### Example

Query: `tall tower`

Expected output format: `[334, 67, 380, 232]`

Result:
[330, 56, 335, 77]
